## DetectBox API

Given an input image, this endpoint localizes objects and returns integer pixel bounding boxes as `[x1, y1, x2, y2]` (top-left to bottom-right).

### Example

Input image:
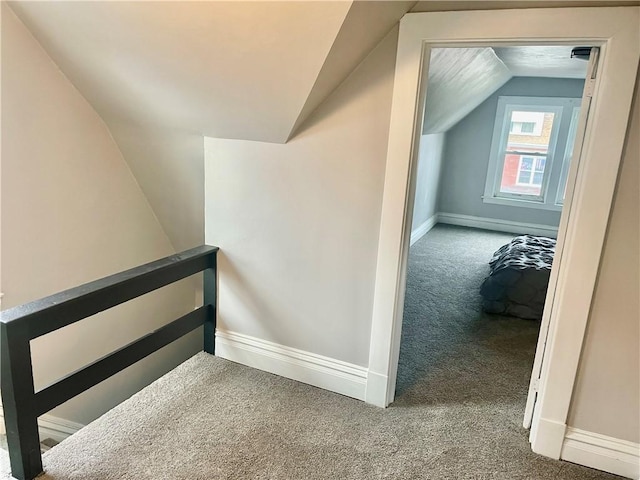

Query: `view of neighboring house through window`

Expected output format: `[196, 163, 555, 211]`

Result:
[500, 109, 555, 197]
[516, 156, 546, 189]
[483, 96, 582, 210]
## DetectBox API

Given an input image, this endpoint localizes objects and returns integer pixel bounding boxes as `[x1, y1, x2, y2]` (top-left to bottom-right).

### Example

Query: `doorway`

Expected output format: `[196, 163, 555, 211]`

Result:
[365, 7, 639, 465]
[396, 46, 586, 420]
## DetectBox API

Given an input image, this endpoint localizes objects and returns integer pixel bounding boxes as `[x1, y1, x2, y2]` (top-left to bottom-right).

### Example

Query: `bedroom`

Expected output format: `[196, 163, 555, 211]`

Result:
[396, 45, 589, 429]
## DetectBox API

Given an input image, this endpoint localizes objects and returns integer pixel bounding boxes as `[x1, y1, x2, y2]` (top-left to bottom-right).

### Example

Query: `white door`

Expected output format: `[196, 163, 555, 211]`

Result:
[523, 47, 600, 429]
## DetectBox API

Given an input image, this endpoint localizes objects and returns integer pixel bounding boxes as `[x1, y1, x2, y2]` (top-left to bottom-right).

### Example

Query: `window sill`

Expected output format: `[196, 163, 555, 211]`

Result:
[482, 195, 563, 212]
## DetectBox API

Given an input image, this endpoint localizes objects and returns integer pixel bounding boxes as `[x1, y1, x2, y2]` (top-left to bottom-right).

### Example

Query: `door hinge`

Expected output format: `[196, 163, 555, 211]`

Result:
[532, 378, 540, 392]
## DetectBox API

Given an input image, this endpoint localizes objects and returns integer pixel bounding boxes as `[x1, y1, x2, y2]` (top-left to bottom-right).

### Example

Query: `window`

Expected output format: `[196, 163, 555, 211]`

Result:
[519, 122, 535, 134]
[483, 96, 582, 211]
[516, 156, 545, 188]
[509, 111, 545, 136]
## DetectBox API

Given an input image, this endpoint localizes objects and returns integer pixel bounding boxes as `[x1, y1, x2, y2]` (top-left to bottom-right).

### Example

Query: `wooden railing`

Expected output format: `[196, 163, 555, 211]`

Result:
[0, 245, 219, 480]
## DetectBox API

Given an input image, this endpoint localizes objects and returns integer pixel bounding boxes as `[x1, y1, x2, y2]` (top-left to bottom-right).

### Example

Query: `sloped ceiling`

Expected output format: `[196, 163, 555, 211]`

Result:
[423, 48, 512, 134]
[288, 0, 415, 140]
[422, 45, 589, 135]
[7, 1, 416, 251]
[8, 1, 352, 144]
[494, 46, 588, 79]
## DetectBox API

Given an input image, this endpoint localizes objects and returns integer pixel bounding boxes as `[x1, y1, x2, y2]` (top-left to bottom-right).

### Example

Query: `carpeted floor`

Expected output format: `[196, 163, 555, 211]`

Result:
[0, 225, 620, 479]
[397, 224, 536, 400]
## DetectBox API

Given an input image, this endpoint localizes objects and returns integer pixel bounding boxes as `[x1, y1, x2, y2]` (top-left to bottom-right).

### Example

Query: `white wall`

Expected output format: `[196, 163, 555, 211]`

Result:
[205, 28, 398, 367]
[439, 77, 584, 226]
[1, 5, 199, 425]
[568, 74, 640, 444]
[410, 133, 445, 241]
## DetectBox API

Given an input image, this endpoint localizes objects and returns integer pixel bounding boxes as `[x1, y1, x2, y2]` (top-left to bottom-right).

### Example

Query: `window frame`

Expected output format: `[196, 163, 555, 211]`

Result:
[482, 96, 582, 211]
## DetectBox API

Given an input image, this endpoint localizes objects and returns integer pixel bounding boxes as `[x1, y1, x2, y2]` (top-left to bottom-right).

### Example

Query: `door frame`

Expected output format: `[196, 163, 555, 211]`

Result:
[365, 7, 639, 461]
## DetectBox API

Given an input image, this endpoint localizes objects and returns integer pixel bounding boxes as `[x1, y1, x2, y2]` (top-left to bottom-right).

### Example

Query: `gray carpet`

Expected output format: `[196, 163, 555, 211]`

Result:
[0, 225, 620, 479]
[397, 224, 536, 400]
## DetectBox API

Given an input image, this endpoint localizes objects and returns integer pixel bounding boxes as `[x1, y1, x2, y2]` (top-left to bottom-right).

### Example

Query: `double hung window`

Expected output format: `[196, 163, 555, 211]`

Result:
[483, 96, 582, 211]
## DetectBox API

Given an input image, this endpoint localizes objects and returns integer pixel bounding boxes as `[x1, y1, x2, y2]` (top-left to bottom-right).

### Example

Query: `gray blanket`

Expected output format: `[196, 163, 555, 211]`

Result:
[480, 235, 556, 320]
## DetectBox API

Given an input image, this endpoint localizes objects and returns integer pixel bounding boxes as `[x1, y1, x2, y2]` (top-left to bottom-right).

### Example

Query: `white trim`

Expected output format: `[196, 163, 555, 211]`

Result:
[35, 416, 83, 444]
[556, 106, 583, 206]
[368, 7, 639, 473]
[215, 330, 368, 401]
[483, 96, 582, 209]
[437, 212, 558, 238]
[0, 406, 83, 443]
[482, 195, 562, 212]
[364, 370, 388, 408]
[530, 416, 568, 459]
[529, 23, 637, 458]
[409, 214, 438, 246]
[562, 428, 640, 479]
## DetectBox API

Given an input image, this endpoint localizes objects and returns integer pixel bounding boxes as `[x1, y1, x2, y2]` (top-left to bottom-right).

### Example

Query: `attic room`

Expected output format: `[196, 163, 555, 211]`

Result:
[1, 2, 639, 480]
[397, 45, 587, 405]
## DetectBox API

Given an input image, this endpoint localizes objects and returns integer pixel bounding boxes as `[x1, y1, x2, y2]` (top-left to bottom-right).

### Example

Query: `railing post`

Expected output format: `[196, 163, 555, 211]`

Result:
[1, 323, 42, 480]
[203, 251, 218, 354]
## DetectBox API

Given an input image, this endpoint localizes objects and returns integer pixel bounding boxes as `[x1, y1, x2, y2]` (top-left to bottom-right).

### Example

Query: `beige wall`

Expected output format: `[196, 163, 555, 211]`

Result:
[1, 5, 199, 425]
[204, 21, 640, 444]
[568, 75, 640, 443]
[106, 122, 206, 252]
[4, 0, 638, 446]
[204, 28, 398, 367]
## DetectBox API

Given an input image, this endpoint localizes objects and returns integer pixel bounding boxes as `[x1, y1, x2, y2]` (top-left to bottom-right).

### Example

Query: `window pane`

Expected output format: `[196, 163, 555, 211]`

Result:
[500, 154, 547, 196]
[520, 156, 534, 170]
[517, 170, 531, 184]
[506, 111, 555, 154]
[521, 122, 535, 134]
[532, 172, 544, 186]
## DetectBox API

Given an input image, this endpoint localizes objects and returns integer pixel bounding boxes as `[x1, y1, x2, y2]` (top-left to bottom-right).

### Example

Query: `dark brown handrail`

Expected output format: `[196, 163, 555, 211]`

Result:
[0, 245, 219, 480]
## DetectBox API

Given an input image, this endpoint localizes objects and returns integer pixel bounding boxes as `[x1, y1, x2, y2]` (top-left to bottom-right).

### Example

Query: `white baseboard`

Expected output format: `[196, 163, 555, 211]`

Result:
[36, 415, 84, 444]
[0, 406, 83, 443]
[364, 370, 388, 407]
[437, 212, 558, 238]
[530, 416, 567, 460]
[561, 427, 640, 479]
[215, 330, 368, 401]
[410, 214, 438, 246]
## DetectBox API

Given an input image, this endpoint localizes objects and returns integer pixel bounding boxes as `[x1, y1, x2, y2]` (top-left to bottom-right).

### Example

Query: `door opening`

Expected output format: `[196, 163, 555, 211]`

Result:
[366, 7, 639, 466]
[395, 45, 593, 433]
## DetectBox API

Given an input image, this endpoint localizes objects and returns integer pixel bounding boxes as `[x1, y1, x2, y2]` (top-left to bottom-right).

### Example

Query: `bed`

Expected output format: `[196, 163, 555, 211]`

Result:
[480, 235, 556, 320]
